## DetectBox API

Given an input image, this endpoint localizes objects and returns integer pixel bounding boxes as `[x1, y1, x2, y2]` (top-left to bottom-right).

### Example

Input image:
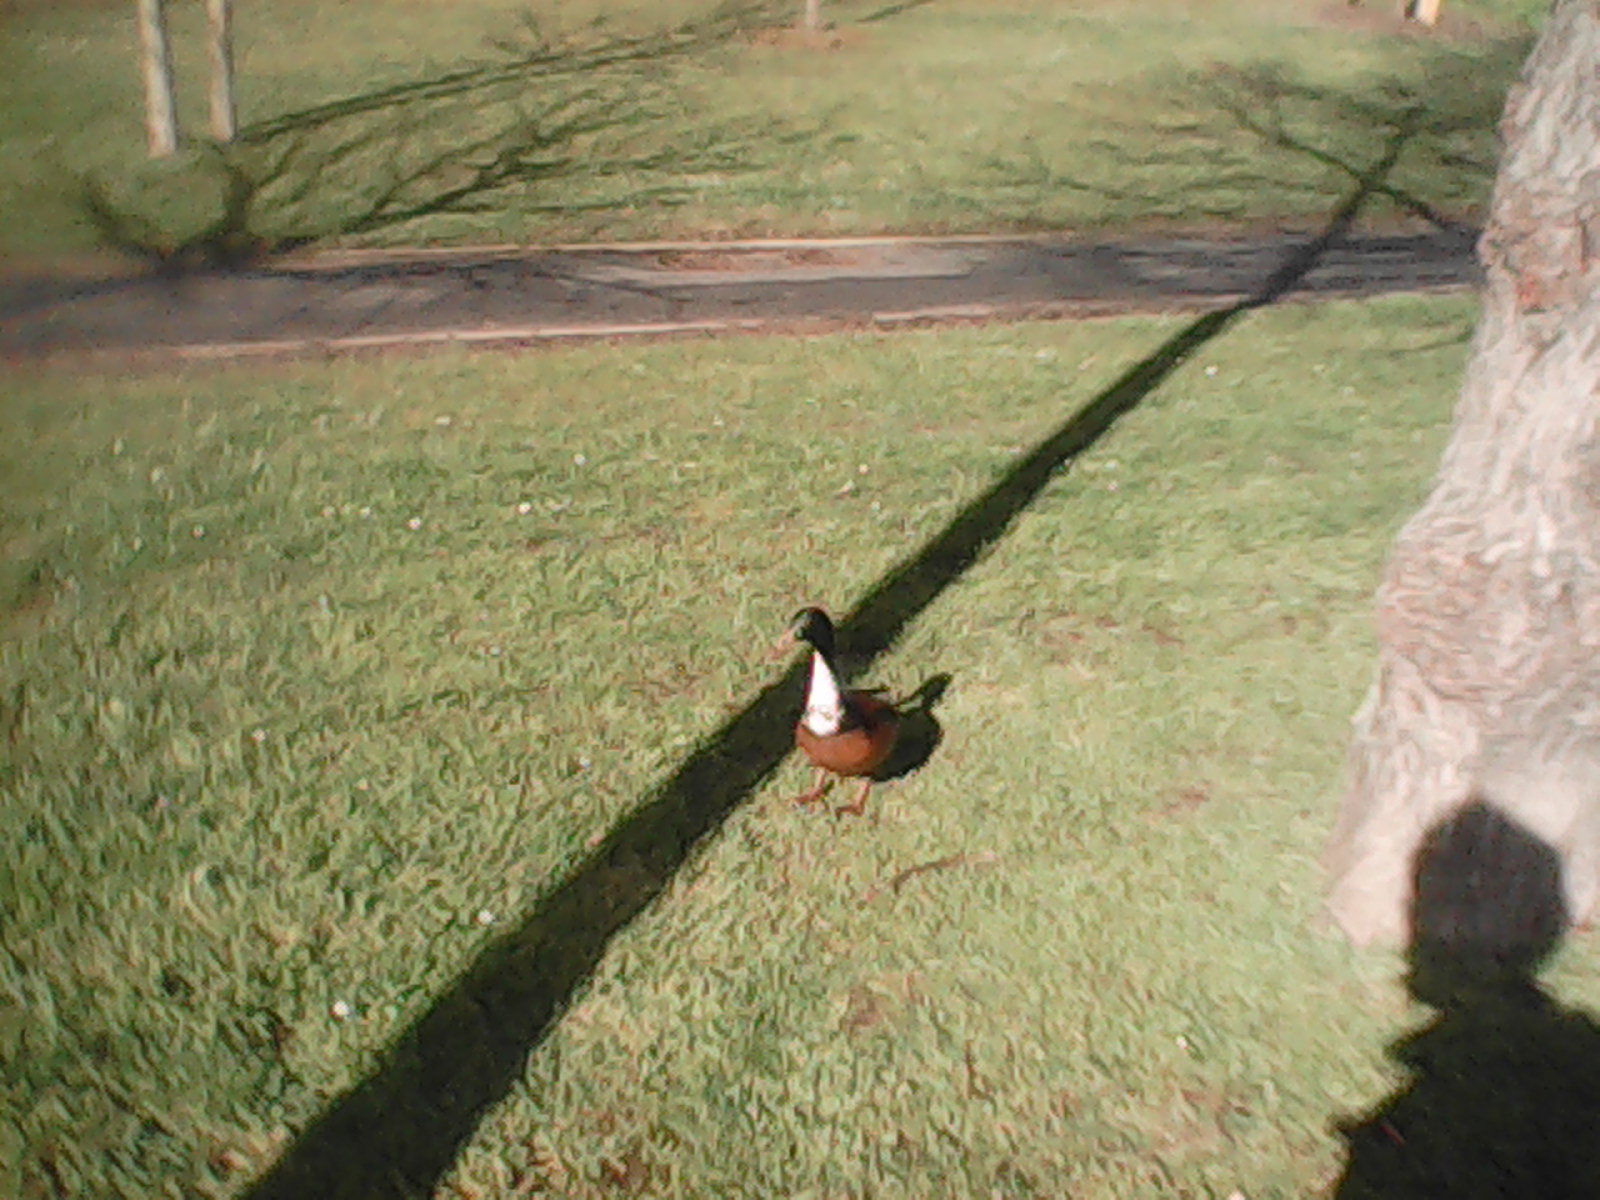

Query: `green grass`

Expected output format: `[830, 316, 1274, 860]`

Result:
[8, 293, 1600, 1198]
[0, 0, 1546, 263]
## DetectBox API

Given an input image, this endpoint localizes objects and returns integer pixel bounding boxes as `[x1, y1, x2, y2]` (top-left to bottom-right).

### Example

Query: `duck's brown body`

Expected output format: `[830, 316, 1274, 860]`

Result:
[795, 691, 899, 780]
[785, 608, 901, 816]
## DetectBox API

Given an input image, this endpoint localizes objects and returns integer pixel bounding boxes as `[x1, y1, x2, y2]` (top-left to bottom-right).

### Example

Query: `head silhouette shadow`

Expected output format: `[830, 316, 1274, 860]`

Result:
[1335, 799, 1600, 1199]
[873, 672, 953, 783]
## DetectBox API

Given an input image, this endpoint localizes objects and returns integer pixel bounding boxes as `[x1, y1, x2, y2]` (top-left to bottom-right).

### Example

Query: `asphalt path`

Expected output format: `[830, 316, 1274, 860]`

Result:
[0, 227, 1480, 361]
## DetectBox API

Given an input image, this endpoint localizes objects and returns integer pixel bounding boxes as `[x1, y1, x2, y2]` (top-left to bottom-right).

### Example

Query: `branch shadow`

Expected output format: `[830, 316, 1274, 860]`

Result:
[859, 0, 937, 23]
[972, 34, 1529, 234]
[244, 138, 1412, 1200]
[72, 2, 797, 270]
[1195, 45, 1526, 234]
[238, 1, 787, 145]
[1334, 800, 1600, 1198]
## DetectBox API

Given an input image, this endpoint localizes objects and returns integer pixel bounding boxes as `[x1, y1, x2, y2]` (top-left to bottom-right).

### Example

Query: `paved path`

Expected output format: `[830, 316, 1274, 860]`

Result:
[0, 228, 1480, 361]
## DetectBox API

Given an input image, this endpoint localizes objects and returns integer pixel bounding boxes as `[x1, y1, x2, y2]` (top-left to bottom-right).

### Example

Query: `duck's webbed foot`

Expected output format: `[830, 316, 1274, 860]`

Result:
[792, 767, 831, 808]
[833, 779, 873, 818]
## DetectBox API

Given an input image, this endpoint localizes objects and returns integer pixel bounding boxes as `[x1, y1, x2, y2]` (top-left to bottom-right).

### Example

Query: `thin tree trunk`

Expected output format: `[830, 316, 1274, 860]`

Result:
[137, 0, 178, 157]
[802, 0, 822, 32]
[1408, 0, 1442, 26]
[207, 0, 236, 143]
[1326, 0, 1600, 945]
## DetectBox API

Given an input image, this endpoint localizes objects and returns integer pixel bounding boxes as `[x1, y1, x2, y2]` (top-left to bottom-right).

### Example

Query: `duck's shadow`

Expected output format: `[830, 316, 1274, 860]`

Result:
[874, 672, 953, 783]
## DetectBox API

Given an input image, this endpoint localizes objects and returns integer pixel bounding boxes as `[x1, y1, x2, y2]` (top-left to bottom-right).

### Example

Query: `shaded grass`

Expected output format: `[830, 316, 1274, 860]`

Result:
[7, 294, 1600, 1197]
[0, 0, 1545, 262]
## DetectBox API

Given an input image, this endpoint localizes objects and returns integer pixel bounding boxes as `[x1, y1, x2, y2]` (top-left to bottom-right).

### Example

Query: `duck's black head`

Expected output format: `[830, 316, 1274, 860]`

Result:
[788, 607, 837, 659]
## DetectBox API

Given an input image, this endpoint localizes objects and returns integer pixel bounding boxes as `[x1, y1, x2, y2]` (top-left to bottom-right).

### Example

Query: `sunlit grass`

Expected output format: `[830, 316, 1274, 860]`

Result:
[0, 0, 1544, 261]
[8, 293, 1599, 1197]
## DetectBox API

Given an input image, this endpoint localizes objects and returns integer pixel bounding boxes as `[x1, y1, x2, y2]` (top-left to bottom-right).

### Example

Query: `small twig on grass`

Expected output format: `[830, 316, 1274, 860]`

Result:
[861, 849, 1000, 902]
[963, 1039, 993, 1100]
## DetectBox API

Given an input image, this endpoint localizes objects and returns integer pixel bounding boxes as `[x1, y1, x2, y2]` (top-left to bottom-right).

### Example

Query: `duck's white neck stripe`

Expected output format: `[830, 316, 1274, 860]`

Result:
[802, 651, 844, 736]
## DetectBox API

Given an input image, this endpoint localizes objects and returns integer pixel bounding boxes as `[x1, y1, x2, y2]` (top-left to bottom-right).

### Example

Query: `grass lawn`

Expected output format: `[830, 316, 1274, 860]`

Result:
[0, 0, 1546, 263]
[8, 292, 1600, 1198]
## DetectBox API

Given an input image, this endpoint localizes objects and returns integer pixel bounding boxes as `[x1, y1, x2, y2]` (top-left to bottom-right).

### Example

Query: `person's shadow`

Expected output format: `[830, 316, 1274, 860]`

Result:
[1334, 799, 1600, 1199]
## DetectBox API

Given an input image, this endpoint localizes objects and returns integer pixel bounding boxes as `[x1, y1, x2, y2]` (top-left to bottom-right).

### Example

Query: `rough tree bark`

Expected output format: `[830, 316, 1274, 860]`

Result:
[1326, 0, 1600, 946]
[136, 0, 178, 157]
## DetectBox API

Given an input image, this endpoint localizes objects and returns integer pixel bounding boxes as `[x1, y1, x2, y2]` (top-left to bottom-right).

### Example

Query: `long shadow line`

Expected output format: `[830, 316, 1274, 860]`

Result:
[841, 117, 1405, 655]
[245, 149, 1408, 1199]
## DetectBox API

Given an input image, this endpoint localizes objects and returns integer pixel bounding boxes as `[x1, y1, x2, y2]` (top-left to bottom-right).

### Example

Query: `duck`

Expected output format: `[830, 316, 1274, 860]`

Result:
[783, 606, 900, 817]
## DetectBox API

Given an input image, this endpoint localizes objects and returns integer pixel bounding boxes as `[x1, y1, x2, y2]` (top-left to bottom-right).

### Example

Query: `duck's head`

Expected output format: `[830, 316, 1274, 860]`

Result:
[787, 606, 837, 661]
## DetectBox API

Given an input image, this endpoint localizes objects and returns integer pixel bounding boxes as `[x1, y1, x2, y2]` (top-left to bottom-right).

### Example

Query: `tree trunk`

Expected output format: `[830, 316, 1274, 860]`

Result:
[801, 0, 822, 32]
[206, 0, 236, 143]
[1326, 0, 1600, 946]
[136, 0, 178, 157]
[1405, 0, 1442, 26]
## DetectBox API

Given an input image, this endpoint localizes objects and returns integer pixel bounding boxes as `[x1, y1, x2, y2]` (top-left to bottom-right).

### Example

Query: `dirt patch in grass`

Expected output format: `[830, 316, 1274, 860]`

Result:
[743, 22, 871, 51]
[1309, 1, 1507, 42]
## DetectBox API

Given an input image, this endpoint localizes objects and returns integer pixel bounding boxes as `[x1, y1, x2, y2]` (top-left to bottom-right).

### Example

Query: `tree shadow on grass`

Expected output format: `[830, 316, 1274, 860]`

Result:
[1334, 800, 1600, 1198]
[245, 133, 1418, 1200]
[73, 2, 795, 271]
[1195, 44, 1527, 234]
[859, 0, 937, 23]
[974, 34, 1529, 235]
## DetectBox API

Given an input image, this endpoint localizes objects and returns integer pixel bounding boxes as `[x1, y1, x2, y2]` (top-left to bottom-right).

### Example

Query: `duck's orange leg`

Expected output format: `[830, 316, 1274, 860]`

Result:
[792, 767, 831, 808]
[834, 778, 873, 818]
